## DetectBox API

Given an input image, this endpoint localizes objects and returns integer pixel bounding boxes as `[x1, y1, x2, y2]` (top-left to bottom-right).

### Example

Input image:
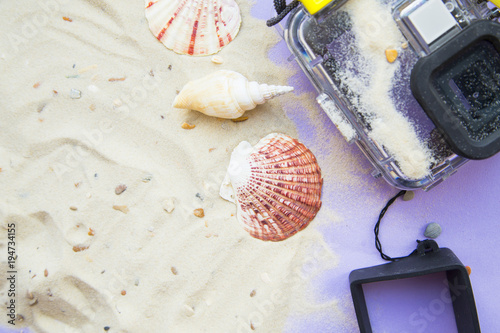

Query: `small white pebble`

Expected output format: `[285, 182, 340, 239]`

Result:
[162, 198, 175, 213]
[182, 304, 195, 317]
[87, 85, 99, 93]
[142, 174, 153, 183]
[211, 55, 223, 64]
[70, 89, 81, 99]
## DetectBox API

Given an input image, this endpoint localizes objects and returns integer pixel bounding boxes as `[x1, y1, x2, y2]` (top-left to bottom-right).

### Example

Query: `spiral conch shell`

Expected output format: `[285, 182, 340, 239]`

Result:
[172, 70, 294, 119]
[220, 133, 323, 241]
[145, 0, 241, 56]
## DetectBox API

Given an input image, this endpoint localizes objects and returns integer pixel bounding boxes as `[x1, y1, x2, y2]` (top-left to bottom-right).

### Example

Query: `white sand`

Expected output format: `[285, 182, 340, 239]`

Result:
[0, 0, 348, 332]
[342, 0, 435, 179]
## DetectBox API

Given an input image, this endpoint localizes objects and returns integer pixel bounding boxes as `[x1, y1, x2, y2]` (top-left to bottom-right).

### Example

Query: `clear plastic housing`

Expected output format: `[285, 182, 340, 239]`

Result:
[282, 0, 498, 190]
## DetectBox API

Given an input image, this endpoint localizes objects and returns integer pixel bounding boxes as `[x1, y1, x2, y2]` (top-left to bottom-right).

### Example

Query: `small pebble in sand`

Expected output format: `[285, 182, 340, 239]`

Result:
[142, 174, 153, 182]
[250, 290, 256, 297]
[113, 205, 129, 214]
[211, 55, 223, 64]
[44, 269, 48, 277]
[168, 64, 172, 70]
[89, 104, 96, 111]
[63, 16, 73, 22]
[53, 90, 58, 95]
[162, 198, 175, 213]
[104, 327, 110, 331]
[250, 322, 256, 330]
[70, 206, 77, 211]
[134, 278, 140, 286]
[403, 191, 415, 201]
[73, 245, 89, 252]
[231, 116, 249, 122]
[183, 304, 195, 317]
[171, 267, 178, 275]
[27, 292, 38, 306]
[466, 266, 472, 275]
[424, 222, 442, 239]
[121, 290, 126, 296]
[33, 82, 41, 88]
[113, 99, 122, 107]
[16, 314, 24, 322]
[194, 208, 205, 218]
[88, 228, 95, 236]
[29, 297, 38, 306]
[385, 49, 398, 63]
[115, 184, 127, 195]
[37, 104, 46, 113]
[70, 89, 81, 99]
[182, 122, 196, 130]
[109, 77, 126, 82]
[209, 148, 216, 152]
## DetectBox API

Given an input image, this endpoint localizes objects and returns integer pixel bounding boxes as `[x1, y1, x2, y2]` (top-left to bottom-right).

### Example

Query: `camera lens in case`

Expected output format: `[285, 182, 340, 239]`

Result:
[411, 20, 500, 159]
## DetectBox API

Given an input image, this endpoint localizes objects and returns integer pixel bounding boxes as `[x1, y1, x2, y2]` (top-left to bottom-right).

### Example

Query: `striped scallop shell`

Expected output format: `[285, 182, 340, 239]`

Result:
[145, 0, 241, 56]
[220, 133, 323, 241]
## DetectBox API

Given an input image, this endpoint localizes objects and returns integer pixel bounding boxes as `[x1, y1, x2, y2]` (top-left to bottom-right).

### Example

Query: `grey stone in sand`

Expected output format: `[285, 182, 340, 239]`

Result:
[424, 222, 442, 239]
[70, 89, 81, 99]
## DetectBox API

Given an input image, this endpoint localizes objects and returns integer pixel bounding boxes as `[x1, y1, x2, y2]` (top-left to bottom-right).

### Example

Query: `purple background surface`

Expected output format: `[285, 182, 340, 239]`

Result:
[2, 1, 499, 333]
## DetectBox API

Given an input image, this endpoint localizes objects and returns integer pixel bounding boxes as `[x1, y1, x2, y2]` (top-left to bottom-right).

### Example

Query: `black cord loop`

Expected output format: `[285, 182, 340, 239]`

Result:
[374, 190, 417, 261]
[266, 0, 300, 27]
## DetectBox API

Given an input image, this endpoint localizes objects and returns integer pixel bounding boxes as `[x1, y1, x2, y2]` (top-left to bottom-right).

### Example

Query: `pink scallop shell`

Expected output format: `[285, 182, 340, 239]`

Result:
[224, 133, 323, 241]
[145, 0, 241, 56]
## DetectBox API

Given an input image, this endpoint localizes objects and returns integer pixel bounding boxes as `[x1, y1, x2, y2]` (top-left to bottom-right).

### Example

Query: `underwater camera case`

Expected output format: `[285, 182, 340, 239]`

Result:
[283, 0, 500, 190]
